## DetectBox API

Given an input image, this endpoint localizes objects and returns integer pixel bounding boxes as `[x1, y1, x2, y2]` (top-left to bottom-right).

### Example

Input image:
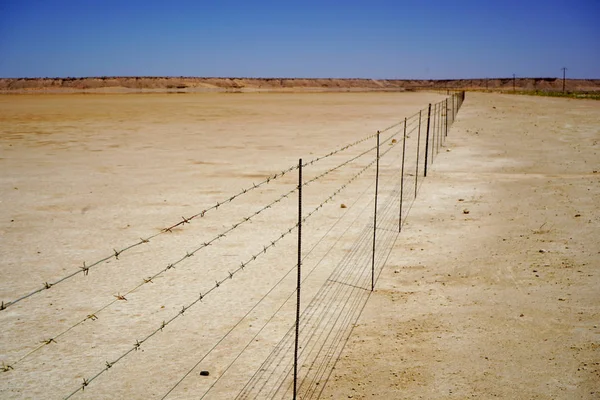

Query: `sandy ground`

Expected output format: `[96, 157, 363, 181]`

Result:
[0, 92, 598, 399]
[321, 93, 600, 399]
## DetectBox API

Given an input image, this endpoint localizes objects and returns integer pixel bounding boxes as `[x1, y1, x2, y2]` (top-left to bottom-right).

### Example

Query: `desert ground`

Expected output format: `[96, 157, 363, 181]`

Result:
[0, 91, 598, 399]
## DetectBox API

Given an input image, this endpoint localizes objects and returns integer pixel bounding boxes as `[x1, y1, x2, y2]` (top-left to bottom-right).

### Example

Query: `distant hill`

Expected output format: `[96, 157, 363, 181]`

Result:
[1, 77, 599, 93]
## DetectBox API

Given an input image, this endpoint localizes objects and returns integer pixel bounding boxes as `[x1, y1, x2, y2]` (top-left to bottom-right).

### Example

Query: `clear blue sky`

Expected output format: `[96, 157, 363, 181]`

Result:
[0, 0, 598, 79]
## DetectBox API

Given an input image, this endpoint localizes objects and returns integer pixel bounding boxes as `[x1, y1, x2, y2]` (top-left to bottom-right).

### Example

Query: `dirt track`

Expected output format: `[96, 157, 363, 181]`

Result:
[322, 93, 600, 399]
[0, 92, 598, 399]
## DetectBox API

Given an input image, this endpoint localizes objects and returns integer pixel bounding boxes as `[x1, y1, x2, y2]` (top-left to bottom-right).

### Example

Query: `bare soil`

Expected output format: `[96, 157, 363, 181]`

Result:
[0, 92, 598, 399]
[321, 93, 600, 399]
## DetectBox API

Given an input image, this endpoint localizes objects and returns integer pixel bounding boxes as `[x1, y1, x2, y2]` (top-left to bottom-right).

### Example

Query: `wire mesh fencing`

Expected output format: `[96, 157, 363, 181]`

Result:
[0, 91, 465, 399]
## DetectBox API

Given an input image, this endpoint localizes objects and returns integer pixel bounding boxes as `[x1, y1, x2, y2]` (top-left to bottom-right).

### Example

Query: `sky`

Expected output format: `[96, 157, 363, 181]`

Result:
[0, 0, 598, 79]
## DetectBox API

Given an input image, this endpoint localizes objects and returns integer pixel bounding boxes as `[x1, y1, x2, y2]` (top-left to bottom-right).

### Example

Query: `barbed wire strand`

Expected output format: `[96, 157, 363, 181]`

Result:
[1, 124, 385, 312]
[0, 165, 299, 312]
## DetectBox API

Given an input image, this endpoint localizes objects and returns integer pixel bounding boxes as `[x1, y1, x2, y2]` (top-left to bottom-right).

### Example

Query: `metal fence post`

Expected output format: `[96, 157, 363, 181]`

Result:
[431, 103, 437, 159]
[371, 131, 380, 291]
[399, 118, 407, 232]
[424, 104, 431, 177]
[438, 101, 442, 150]
[415, 110, 422, 197]
[436, 102, 441, 154]
[452, 94, 455, 122]
[445, 99, 448, 138]
[293, 158, 302, 400]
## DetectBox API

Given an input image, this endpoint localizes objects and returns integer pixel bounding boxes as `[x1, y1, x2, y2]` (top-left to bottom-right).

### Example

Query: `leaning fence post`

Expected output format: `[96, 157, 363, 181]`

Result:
[371, 131, 380, 292]
[415, 110, 422, 198]
[399, 118, 407, 232]
[293, 158, 302, 400]
[424, 104, 431, 177]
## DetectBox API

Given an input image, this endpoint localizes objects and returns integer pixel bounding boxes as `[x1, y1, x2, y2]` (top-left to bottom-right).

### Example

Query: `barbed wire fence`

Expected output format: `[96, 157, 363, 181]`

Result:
[0, 91, 465, 399]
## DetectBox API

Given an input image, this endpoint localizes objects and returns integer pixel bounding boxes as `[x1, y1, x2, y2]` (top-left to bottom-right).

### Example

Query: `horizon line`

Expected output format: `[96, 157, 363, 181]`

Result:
[2, 76, 598, 81]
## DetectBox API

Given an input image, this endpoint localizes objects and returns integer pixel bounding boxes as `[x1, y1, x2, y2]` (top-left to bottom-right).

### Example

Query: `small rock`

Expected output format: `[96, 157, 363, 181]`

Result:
[391, 139, 397, 144]
[519, 314, 524, 317]
[200, 370, 210, 376]
[463, 209, 470, 214]
[574, 214, 581, 217]
[458, 198, 464, 202]
[539, 249, 547, 253]
[340, 204, 347, 209]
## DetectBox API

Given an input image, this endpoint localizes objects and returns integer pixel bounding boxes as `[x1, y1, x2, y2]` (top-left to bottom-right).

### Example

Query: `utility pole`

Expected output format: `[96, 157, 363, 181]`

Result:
[561, 67, 567, 93]
[512, 74, 516, 92]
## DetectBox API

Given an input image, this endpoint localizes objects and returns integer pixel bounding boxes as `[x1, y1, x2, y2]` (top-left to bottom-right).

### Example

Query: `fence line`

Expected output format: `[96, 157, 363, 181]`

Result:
[176, 139, 409, 400]
[235, 125, 418, 398]
[264, 92, 463, 399]
[0, 91, 465, 399]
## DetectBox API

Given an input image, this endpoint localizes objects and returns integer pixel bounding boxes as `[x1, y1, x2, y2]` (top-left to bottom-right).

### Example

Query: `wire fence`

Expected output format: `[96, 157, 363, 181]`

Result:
[0, 91, 465, 399]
